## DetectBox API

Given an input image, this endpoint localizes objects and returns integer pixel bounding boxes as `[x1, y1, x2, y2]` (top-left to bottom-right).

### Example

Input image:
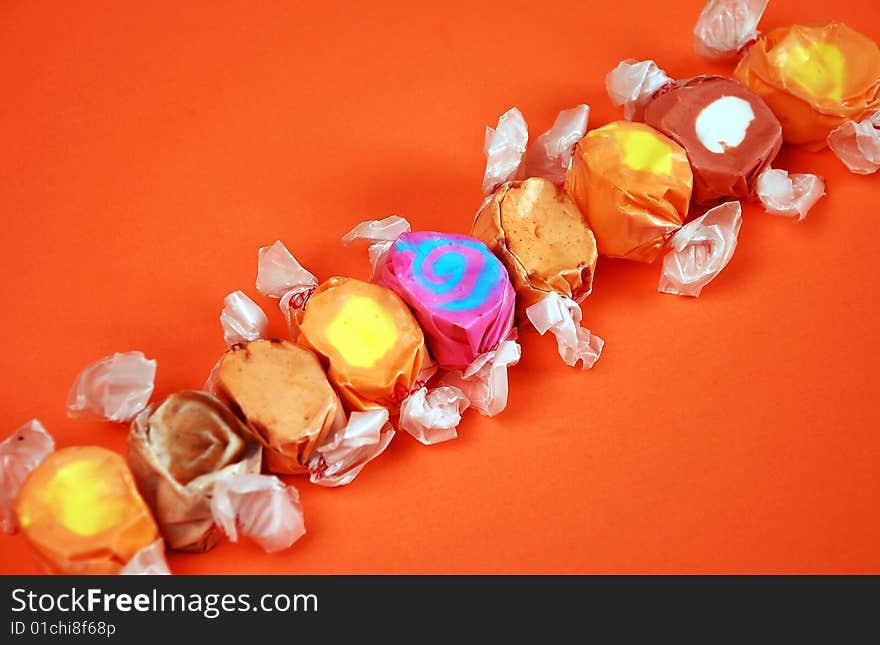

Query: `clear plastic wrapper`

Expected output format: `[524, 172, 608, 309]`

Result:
[66, 351, 156, 423]
[482, 107, 528, 195]
[120, 539, 172, 575]
[827, 111, 880, 175]
[341, 216, 412, 279]
[525, 293, 604, 369]
[308, 409, 395, 485]
[659, 201, 743, 297]
[210, 473, 305, 553]
[520, 105, 590, 184]
[439, 336, 521, 417]
[0, 420, 55, 533]
[221, 291, 268, 346]
[398, 386, 469, 445]
[128, 391, 263, 552]
[606, 59, 673, 120]
[693, 0, 768, 60]
[756, 168, 825, 221]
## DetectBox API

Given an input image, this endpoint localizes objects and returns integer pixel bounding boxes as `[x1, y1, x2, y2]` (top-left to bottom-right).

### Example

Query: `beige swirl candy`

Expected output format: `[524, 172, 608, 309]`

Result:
[127, 390, 262, 552]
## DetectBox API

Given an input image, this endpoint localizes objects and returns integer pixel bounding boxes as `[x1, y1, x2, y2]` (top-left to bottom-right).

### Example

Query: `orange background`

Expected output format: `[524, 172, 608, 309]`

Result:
[1, 0, 878, 574]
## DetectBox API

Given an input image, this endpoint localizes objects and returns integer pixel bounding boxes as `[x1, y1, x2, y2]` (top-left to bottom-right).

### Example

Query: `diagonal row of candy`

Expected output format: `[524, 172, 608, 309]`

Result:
[1, 0, 877, 574]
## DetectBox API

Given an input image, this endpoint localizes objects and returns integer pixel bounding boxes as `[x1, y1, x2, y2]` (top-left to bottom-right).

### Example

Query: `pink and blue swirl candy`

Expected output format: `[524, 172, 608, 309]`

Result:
[379, 232, 515, 369]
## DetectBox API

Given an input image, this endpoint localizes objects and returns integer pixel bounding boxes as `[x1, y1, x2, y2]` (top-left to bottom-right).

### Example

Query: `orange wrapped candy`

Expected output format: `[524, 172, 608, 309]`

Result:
[564, 121, 692, 263]
[735, 23, 880, 148]
[14, 446, 159, 574]
[297, 277, 427, 411]
[213, 339, 345, 474]
[473, 176, 598, 317]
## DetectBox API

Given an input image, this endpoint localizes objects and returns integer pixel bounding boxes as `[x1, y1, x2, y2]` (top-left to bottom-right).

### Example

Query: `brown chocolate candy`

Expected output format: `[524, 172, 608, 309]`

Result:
[644, 76, 782, 204]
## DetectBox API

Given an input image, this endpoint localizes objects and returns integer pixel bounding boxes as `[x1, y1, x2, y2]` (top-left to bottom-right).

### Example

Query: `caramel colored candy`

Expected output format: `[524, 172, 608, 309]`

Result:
[564, 121, 692, 263]
[214, 340, 344, 474]
[473, 177, 598, 317]
[735, 22, 880, 148]
[297, 277, 426, 411]
[14, 446, 159, 574]
[128, 390, 262, 552]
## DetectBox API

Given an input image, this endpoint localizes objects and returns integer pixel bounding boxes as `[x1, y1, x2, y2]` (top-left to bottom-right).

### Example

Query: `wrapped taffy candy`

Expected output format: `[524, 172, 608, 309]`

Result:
[378, 232, 515, 370]
[256, 240, 470, 442]
[297, 277, 428, 409]
[694, 0, 880, 149]
[14, 446, 159, 574]
[342, 220, 521, 416]
[128, 390, 262, 552]
[564, 120, 693, 263]
[473, 106, 604, 369]
[213, 338, 394, 482]
[607, 60, 783, 204]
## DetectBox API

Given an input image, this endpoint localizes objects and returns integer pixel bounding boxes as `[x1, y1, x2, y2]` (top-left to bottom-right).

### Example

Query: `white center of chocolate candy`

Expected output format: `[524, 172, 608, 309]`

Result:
[695, 96, 755, 154]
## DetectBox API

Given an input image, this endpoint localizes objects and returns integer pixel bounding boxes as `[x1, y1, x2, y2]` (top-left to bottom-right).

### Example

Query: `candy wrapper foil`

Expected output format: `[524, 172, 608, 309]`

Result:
[120, 539, 171, 575]
[210, 473, 305, 553]
[341, 216, 412, 279]
[521, 105, 590, 184]
[828, 110, 880, 174]
[642, 74, 782, 204]
[473, 177, 597, 318]
[378, 232, 515, 370]
[693, 0, 768, 60]
[564, 121, 692, 263]
[127, 390, 262, 552]
[756, 168, 825, 221]
[221, 291, 268, 346]
[525, 293, 604, 369]
[734, 22, 880, 148]
[308, 409, 394, 485]
[659, 201, 743, 297]
[67, 351, 156, 423]
[0, 420, 54, 533]
[606, 60, 673, 121]
[14, 446, 159, 574]
[483, 107, 529, 195]
[298, 277, 426, 411]
[398, 386, 469, 445]
[213, 340, 344, 474]
[439, 337, 520, 417]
